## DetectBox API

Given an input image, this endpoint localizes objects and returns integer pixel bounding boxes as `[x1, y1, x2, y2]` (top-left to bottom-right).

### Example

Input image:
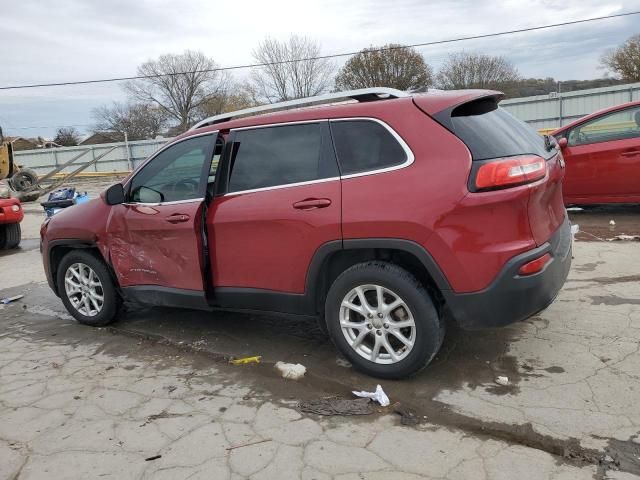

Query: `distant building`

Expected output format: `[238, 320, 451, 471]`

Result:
[4, 136, 39, 151]
[79, 132, 122, 146]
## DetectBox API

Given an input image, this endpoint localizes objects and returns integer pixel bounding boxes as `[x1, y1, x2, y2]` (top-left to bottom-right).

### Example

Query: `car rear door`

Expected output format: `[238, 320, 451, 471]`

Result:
[106, 132, 217, 292]
[563, 105, 640, 199]
[207, 121, 341, 297]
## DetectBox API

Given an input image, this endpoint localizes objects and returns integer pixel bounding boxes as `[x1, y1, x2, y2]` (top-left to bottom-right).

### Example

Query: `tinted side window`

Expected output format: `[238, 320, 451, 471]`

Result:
[130, 135, 212, 203]
[567, 106, 640, 146]
[331, 120, 407, 175]
[228, 123, 325, 192]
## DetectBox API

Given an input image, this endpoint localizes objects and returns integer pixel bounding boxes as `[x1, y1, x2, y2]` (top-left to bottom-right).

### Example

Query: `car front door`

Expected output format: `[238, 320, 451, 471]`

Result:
[208, 121, 341, 301]
[106, 132, 217, 293]
[563, 105, 640, 201]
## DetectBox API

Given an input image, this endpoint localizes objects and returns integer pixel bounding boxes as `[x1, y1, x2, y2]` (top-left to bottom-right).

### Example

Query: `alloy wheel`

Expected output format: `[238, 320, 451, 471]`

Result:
[340, 284, 416, 364]
[64, 262, 104, 317]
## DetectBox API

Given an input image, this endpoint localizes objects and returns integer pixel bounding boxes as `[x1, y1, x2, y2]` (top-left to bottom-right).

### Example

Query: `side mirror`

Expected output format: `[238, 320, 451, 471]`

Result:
[104, 183, 125, 205]
[557, 137, 568, 149]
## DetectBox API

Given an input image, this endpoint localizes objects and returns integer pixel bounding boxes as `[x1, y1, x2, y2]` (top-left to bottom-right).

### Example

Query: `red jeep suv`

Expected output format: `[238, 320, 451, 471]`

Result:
[41, 88, 571, 378]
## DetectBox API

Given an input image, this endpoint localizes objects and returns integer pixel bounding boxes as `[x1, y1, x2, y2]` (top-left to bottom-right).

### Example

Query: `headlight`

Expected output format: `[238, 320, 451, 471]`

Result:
[0, 183, 9, 199]
[11, 204, 20, 212]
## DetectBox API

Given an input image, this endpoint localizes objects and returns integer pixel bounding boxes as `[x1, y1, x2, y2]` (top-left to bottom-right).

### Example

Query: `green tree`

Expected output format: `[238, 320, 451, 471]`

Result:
[600, 34, 640, 82]
[335, 44, 433, 91]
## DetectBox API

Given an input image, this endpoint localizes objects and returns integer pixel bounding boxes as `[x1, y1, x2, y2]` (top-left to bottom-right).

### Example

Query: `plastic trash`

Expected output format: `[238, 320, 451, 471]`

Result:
[570, 224, 579, 240]
[495, 376, 509, 386]
[0, 294, 24, 304]
[609, 220, 616, 226]
[275, 361, 306, 380]
[229, 355, 261, 365]
[352, 384, 390, 406]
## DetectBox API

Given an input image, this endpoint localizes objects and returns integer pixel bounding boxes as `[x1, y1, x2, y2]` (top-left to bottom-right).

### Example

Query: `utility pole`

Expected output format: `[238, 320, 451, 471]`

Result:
[124, 131, 133, 171]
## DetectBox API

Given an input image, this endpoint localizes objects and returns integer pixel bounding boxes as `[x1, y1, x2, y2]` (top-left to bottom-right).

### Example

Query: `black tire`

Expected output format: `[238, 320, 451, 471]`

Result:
[325, 261, 444, 379]
[11, 168, 39, 192]
[0, 223, 21, 249]
[56, 250, 121, 327]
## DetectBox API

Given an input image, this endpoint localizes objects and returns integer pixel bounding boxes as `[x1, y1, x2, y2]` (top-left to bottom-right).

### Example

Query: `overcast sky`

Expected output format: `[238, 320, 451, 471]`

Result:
[1, 0, 639, 138]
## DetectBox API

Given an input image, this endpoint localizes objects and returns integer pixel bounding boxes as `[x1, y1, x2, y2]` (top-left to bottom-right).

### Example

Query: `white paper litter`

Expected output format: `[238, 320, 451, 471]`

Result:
[274, 361, 306, 380]
[570, 224, 579, 240]
[352, 384, 390, 406]
[495, 376, 509, 386]
[609, 220, 616, 226]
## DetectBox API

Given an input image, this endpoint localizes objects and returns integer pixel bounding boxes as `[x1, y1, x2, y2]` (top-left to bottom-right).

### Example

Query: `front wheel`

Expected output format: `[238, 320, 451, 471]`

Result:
[56, 250, 121, 327]
[325, 261, 444, 379]
[0, 223, 21, 249]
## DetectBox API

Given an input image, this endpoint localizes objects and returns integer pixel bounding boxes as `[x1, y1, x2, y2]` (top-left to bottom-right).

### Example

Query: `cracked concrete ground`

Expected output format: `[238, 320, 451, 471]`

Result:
[1, 199, 639, 479]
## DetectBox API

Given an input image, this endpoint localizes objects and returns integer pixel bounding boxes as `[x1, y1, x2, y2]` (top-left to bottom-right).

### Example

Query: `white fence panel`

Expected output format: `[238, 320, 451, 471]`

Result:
[502, 82, 640, 131]
[13, 138, 170, 175]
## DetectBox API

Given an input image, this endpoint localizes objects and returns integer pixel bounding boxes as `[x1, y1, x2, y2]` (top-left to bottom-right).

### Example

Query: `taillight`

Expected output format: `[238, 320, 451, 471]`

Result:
[472, 155, 547, 191]
[518, 253, 552, 276]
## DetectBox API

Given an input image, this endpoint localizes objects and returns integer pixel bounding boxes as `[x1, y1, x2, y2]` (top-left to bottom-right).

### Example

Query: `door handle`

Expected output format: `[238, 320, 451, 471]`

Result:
[292, 198, 332, 210]
[165, 213, 190, 223]
[621, 150, 640, 157]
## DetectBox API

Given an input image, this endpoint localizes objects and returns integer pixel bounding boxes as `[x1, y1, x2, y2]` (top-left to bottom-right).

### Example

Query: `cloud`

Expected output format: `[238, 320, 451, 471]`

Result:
[1, 0, 638, 137]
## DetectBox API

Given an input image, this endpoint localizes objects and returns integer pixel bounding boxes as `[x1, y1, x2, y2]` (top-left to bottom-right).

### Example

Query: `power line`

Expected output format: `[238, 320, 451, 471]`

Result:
[5, 124, 93, 130]
[1, 10, 638, 91]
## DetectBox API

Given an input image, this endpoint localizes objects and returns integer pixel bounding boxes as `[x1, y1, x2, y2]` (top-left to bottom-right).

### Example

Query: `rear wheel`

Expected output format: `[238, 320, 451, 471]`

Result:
[325, 261, 444, 379]
[56, 250, 121, 326]
[0, 223, 21, 249]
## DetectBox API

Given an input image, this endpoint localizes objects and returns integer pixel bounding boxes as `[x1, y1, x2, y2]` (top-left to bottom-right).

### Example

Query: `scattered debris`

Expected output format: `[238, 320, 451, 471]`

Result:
[570, 224, 579, 240]
[607, 235, 640, 242]
[144, 455, 162, 461]
[226, 438, 272, 451]
[352, 384, 390, 407]
[0, 294, 24, 305]
[495, 376, 510, 386]
[610, 220, 616, 226]
[229, 355, 262, 365]
[298, 397, 374, 416]
[275, 361, 306, 380]
[335, 357, 352, 368]
[394, 404, 420, 426]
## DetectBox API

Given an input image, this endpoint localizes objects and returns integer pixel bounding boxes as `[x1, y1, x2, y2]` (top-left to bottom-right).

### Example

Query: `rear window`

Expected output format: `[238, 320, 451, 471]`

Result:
[449, 98, 552, 161]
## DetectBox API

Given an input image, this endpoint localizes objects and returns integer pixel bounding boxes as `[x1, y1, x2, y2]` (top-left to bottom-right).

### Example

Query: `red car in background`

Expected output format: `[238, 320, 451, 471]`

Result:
[552, 101, 640, 205]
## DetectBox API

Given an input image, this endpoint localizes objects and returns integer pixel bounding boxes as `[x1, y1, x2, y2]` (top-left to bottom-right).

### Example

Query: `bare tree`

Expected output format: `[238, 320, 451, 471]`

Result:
[92, 102, 169, 140]
[198, 82, 257, 118]
[600, 34, 640, 82]
[436, 52, 521, 93]
[53, 127, 80, 146]
[335, 45, 432, 91]
[249, 35, 334, 103]
[126, 50, 230, 130]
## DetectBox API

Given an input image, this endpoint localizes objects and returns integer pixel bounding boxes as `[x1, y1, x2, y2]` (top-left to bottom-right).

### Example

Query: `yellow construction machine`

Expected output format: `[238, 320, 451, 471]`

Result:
[0, 127, 40, 196]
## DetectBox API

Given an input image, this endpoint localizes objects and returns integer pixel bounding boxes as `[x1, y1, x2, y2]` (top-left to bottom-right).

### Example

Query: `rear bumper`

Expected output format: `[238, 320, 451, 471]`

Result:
[445, 216, 572, 330]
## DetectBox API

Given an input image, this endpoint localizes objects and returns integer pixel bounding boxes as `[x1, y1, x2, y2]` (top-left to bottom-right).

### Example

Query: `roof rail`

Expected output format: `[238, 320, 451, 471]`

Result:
[190, 87, 410, 130]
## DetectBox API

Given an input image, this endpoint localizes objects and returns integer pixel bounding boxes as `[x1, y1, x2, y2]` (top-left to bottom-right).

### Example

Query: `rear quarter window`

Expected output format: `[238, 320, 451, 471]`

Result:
[330, 120, 408, 175]
[449, 98, 551, 161]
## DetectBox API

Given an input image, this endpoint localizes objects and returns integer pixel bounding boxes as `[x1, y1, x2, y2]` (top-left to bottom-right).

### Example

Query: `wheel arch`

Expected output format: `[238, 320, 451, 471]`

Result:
[307, 239, 452, 317]
[47, 240, 115, 296]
